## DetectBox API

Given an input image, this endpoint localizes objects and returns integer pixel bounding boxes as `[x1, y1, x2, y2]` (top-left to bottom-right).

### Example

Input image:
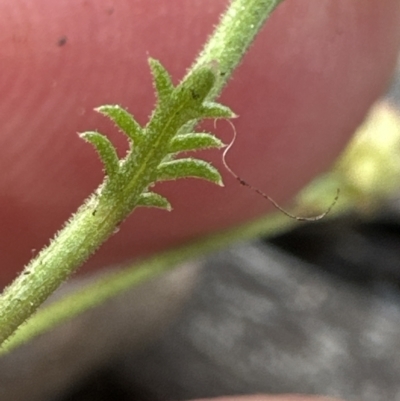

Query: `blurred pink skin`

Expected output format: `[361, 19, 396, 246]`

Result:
[1, 0, 400, 286]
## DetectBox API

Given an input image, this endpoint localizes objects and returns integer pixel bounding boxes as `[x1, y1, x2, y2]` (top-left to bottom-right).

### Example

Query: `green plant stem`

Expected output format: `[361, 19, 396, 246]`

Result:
[1, 211, 292, 355]
[0, 0, 285, 346]
[0, 197, 122, 346]
[192, 0, 285, 98]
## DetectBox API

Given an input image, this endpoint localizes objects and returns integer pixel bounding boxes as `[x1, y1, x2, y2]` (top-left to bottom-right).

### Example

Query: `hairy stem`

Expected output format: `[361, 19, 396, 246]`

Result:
[1, 211, 293, 355]
[192, 0, 285, 98]
[0, 0, 285, 347]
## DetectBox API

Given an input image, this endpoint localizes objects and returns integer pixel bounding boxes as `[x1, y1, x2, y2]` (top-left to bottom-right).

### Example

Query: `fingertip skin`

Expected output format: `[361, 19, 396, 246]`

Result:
[1, 0, 400, 285]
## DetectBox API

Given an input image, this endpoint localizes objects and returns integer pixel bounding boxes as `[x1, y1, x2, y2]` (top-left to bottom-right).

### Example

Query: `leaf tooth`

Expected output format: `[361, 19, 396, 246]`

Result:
[79, 131, 119, 178]
[173, 102, 236, 128]
[169, 133, 224, 154]
[95, 105, 144, 145]
[198, 101, 237, 119]
[148, 58, 174, 105]
[176, 121, 196, 135]
[157, 158, 223, 186]
[175, 63, 217, 105]
[137, 192, 172, 211]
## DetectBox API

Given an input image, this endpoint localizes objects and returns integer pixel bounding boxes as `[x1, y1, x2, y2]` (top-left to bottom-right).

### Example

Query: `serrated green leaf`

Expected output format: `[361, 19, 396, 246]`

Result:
[79, 131, 119, 178]
[157, 158, 223, 186]
[95, 105, 144, 145]
[169, 133, 224, 154]
[148, 58, 174, 105]
[137, 192, 172, 211]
